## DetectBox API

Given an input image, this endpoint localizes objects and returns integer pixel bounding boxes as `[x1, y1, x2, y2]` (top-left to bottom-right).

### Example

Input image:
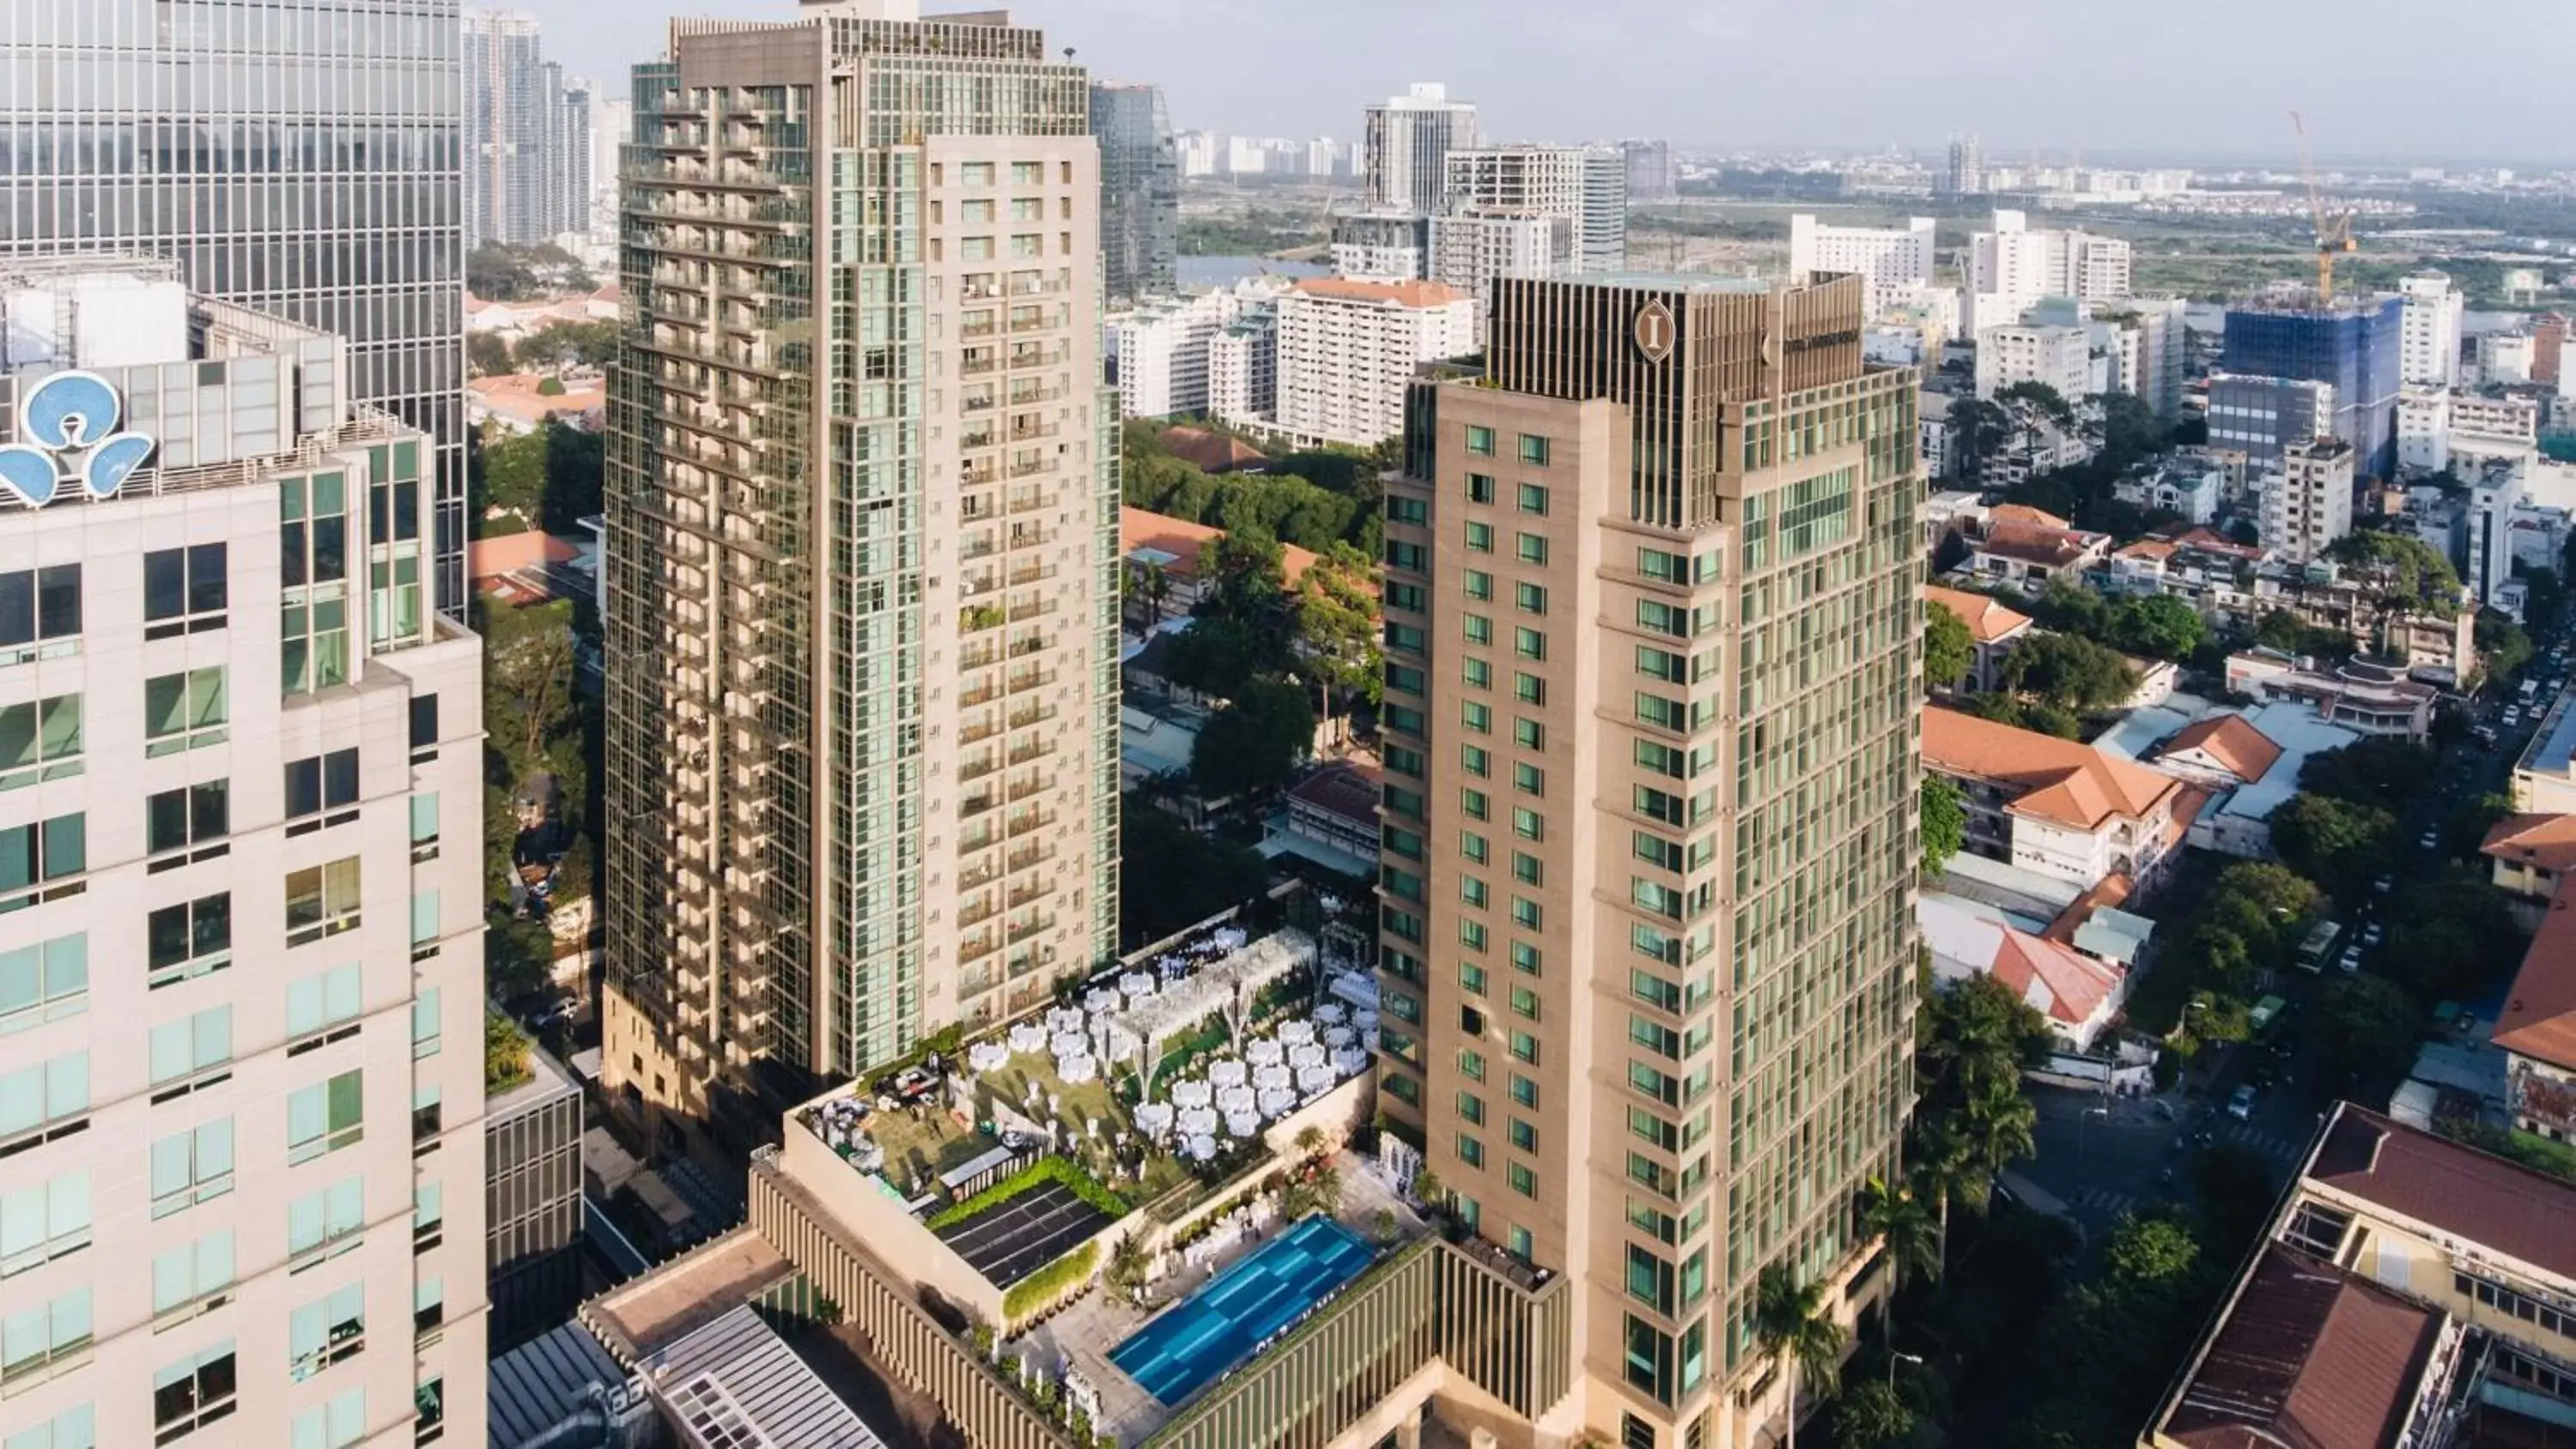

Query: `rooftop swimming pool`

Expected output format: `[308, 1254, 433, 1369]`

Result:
[1109, 1216, 1376, 1406]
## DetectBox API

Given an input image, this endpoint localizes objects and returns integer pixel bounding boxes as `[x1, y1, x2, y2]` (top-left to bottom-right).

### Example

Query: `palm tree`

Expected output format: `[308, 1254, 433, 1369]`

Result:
[1858, 1175, 1940, 1333]
[1906, 1119, 1979, 1276]
[1104, 1230, 1150, 1302]
[1961, 1077, 2039, 1186]
[1756, 1265, 1848, 1449]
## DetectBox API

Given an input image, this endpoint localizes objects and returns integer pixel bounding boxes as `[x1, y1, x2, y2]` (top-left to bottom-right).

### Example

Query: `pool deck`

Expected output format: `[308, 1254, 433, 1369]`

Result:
[1016, 1152, 1425, 1446]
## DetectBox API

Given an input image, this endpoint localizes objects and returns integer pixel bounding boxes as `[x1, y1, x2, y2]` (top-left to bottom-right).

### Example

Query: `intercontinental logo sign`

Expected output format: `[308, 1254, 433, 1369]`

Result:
[0, 370, 158, 508]
[1633, 299, 1676, 364]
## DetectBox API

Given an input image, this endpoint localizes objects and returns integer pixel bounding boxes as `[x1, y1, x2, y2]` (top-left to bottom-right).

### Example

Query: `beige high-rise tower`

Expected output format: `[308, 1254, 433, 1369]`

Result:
[1376, 271, 1922, 1448]
[601, 0, 1120, 1150]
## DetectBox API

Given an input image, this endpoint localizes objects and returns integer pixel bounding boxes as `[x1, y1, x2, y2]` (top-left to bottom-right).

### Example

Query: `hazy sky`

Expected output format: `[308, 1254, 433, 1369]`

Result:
[521, 0, 2573, 163]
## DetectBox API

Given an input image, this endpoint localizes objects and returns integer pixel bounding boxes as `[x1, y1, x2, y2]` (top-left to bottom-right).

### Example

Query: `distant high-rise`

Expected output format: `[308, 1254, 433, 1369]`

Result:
[0, 0, 471, 615]
[2398, 272, 2465, 389]
[1092, 82, 1181, 305]
[1623, 138, 1679, 204]
[465, 9, 592, 247]
[1380, 270, 1920, 1447]
[1944, 133, 1986, 197]
[1965, 209, 2131, 332]
[1443, 145, 1628, 274]
[1364, 82, 1480, 215]
[2222, 293, 2405, 481]
[604, 0, 1121, 1149]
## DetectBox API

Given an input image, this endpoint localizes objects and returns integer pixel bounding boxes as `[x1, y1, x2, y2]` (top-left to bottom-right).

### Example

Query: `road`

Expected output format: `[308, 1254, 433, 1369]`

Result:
[2014, 602, 2576, 1237]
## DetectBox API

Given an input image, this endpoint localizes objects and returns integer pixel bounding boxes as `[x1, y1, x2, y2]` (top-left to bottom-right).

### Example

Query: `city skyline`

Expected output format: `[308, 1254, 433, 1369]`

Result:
[499, 0, 2576, 162]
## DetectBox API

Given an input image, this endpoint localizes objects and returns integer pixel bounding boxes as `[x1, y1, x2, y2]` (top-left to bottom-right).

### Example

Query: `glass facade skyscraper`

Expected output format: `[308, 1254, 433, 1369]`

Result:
[1091, 82, 1177, 305]
[2221, 294, 2405, 482]
[464, 9, 592, 248]
[0, 0, 471, 615]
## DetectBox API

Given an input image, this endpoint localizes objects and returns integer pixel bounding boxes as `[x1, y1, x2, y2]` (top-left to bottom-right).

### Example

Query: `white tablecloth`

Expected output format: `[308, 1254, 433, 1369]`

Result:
[1256, 1087, 1297, 1119]
[1244, 1040, 1285, 1067]
[1295, 1064, 1335, 1094]
[1186, 1133, 1217, 1161]
[1224, 1109, 1261, 1138]
[1277, 1021, 1317, 1046]
[1216, 1086, 1256, 1115]
[1208, 1060, 1249, 1089]
[1171, 1081, 1213, 1110]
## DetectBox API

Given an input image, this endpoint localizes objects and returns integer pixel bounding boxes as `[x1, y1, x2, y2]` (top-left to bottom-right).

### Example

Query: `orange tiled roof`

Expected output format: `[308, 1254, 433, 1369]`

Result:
[1992, 928, 2123, 1028]
[1925, 585, 2035, 645]
[1924, 706, 2182, 831]
[1160, 426, 1267, 475]
[1120, 506, 1321, 585]
[469, 372, 605, 427]
[2483, 813, 2576, 875]
[2115, 539, 2178, 563]
[2041, 873, 2134, 945]
[468, 530, 579, 580]
[1290, 277, 1467, 308]
[2160, 715, 2285, 785]
[2495, 876, 2576, 1072]
[1989, 503, 2072, 529]
[1977, 519, 2104, 569]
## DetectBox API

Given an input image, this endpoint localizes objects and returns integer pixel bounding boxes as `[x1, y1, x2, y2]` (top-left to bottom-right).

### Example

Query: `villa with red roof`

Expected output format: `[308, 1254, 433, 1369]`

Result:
[1923, 706, 2199, 893]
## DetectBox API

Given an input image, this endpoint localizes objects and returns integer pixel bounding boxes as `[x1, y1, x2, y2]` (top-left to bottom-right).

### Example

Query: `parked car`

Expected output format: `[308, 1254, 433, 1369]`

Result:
[2338, 944, 2363, 973]
[2372, 874, 2394, 894]
[2419, 828, 2440, 852]
[2227, 1084, 2258, 1120]
[2362, 922, 2385, 946]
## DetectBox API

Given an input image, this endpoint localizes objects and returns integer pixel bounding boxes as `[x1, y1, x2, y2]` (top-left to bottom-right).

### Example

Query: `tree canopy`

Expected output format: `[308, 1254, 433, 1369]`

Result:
[2268, 792, 2394, 901]
[1922, 777, 1967, 877]
[2325, 530, 2464, 616]
[2297, 737, 2437, 812]
[1999, 632, 2141, 713]
[1925, 603, 1976, 688]
[1119, 807, 1269, 949]
[1191, 676, 1315, 802]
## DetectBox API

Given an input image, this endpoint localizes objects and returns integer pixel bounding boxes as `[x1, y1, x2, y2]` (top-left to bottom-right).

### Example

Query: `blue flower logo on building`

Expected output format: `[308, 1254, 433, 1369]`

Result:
[0, 370, 159, 508]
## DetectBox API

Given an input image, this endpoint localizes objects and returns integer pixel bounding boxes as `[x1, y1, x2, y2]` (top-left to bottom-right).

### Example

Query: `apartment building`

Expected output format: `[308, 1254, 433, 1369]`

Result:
[2258, 437, 2357, 566]
[1376, 271, 1921, 1447]
[1788, 214, 1936, 318]
[1975, 322, 2093, 403]
[1364, 82, 1480, 215]
[1206, 312, 1279, 429]
[602, 0, 1121, 1150]
[1443, 145, 1629, 274]
[1091, 82, 1181, 306]
[0, 260, 488, 1447]
[1428, 210, 1572, 340]
[2399, 271, 2465, 388]
[464, 9, 593, 248]
[1272, 279, 1474, 450]
[1110, 280, 1285, 420]
[1965, 209, 2132, 332]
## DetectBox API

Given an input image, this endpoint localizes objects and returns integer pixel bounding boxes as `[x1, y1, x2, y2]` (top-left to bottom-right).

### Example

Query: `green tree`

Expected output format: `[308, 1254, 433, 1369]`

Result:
[1293, 549, 1383, 719]
[1118, 808, 1269, 947]
[479, 598, 580, 773]
[1827, 1381, 1918, 1449]
[1104, 1231, 1151, 1301]
[2026, 576, 2108, 639]
[2298, 737, 2437, 810]
[1920, 974, 2054, 1113]
[485, 1010, 534, 1093]
[1201, 527, 1291, 633]
[1190, 676, 1315, 802]
[2268, 792, 2395, 900]
[1920, 776, 1966, 877]
[540, 424, 606, 533]
[2317, 975, 2420, 1085]
[2105, 594, 2207, 662]
[1755, 1266, 1849, 1449]
[2445, 791, 2512, 858]
[1959, 1076, 2040, 1185]
[515, 318, 621, 370]
[477, 425, 550, 527]
[1998, 632, 2140, 713]
[1945, 396, 2010, 480]
[2478, 613, 2534, 687]
[2252, 607, 2356, 658]
[2102, 1212, 2199, 1288]
[467, 331, 516, 378]
[1924, 603, 1976, 689]
[1158, 616, 1264, 698]
[1859, 1175, 1940, 1333]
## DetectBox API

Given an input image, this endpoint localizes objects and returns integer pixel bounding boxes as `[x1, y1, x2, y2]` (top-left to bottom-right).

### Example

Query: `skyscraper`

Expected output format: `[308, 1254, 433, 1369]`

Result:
[1378, 271, 1920, 1447]
[2398, 271, 2465, 389]
[465, 9, 593, 248]
[1364, 82, 1480, 215]
[1091, 82, 1182, 305]
[1443, 145, 1630, 275]
[0, 258, 489, 1448]
[1624, 139, 1679, 205]
[602, 0, 1120, 1150]
[2222, 293, 2405, 482]
[1965, 209, 2132, 332]
[0, 0, 471, 615]
[1943, 134, 1985, 197]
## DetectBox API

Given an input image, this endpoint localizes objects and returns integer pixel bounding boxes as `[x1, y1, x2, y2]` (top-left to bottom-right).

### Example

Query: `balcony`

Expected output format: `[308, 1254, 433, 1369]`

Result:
[1005, 808, 1059, 840]
[1006, 668, 1056, 696]
[1005, 490, 1060, 517]
[960, 793, 997, 820]
[1005, 775, 1054, 804]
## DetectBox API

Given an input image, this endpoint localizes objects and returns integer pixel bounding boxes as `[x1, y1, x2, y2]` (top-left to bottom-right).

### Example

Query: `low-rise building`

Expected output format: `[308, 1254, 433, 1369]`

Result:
[2257, 437, 2357, 566]
[2513, 686, 2576, 815]
[2493, 877, 2576, 1144]
[2114, 457, 2223, 524]
[1271, 761, 1382, 875]
[1121, 506, 1322, 620]
[1918, 893, 2131, 1051]
[1963, 517, 2113, 592]
[1925, 584, 2037, 692]
[1924, 706, 2195, 892]
[2226, 649, 2439, 739]
[2482, 812, 2576, 906]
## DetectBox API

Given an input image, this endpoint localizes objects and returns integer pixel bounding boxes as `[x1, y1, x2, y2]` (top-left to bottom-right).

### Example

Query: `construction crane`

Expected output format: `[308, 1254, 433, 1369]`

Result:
[2289, 110, 2358, 301]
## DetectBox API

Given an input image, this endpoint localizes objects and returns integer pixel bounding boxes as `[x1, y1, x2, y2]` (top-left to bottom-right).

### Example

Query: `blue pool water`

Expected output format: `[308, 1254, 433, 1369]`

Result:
[1110, 1216, 1377, 1404]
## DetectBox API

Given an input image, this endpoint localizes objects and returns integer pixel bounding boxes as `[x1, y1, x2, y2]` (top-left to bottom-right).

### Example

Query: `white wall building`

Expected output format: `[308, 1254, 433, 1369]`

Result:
[2399, 272, 2464, 388]
[2398, 388, 2452, 473]
[1975, 322, 2093, 403]
[1207, 312, 1279, 429]
[2476, 330, 2537, 387]
[1441, 145, 1626, 274]
[2470, 463, 2528, 605]
[1965, 209, 2132, 332]
[1109, 279, 1286, 420]
[2260, 438, 2358, 565]
[1363, 82, 1479, 215]
[1428, 210, 1570, 340]
[1328, 211, 1429, 283]
[1788, 214, 1935, 318]
[0, 261, 491, 1447]
[1273, 278, 1474, 449]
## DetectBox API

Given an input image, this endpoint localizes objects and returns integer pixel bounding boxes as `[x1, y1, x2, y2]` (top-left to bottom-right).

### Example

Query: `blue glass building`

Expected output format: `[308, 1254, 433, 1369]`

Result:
[2221, 294, 2404, 480]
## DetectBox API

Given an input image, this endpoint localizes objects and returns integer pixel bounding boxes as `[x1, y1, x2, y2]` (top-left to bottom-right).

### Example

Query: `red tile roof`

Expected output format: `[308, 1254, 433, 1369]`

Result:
[2482, 813, 2576, 875]
[1924, 585, 2034, 645]
[2160, 1245, 2448, 1449]
[1286, 762, 1383, 826]
[1988, 503, 2072, 529]
[1120, 506, 1321, 585]
[1289, 277, 1467, 309]
[1990, 928, 2123, 1029]
[1159, 426, 1267, 475]
[1923, 706, 2182, 831]
[2306, 1104, 2576, 1282]
[468, 530, 580, 580]
[1975, 519, 2105, 569]
[2494, 876, 2576, 1073]
[2159, 715, 2286, 785]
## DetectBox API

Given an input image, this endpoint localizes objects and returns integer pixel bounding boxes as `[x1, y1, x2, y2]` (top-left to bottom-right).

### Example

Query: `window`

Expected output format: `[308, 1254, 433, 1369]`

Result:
[0, 934, 86, 1034]
[288, 1179, 365, 1263]
[1461, 788, 1488, 821]
[416, 1276, 445, 1338]
[412, 1084, 442, 1146]
[1459, 919, 1486, 951]
[1462, 614, 1492, 646]
[143, 669, 228, 757]
[287, 965, 362, 1046]
[1465, 473, 1495, 505]
[1461, 700, 1492, 734]
[288, 1070, 365, 1165]
[1460, 831, 1488, 864]
[0, 813, 85, 906]
[1510, 1119, 1539, 1152]
[1513, 807, 1543, 840]
[1457, 1134, 1485, 1168]
[288, 1285, 366, 1382]
[1511, 942, 1542, 975]
[153, 1343, 237, 1443]
[149, 1007, 233, 1094]
[1515, 582, 1547, 615]
[0, 1288, 91, 1389]
[152, 1232, 235, 1322]
[1465, 521, 1493, 553]
[408, 696, 438, 755]
[1517, 482, 1549, 515]
[0, 1169, 89, 1276]
[144, 545, 228, 638]
[285, 858, 361, 946]
[0, 694, 82, 789]
[1461, 745, 1489, 778]
[0, 1052, 87, 1144]
[1511, 985, 1541, 1019]
[1516, 533, 1549, 564]
[1461, 877, 1488, 909]
[411, 988, 441, 1058]
[1515, 672, 1545, 705]
[1460, 962, 1488, 996]
[1012, 161, 1043, 185]
[1512, 852, 1542, 886]
[1461, 658, 1491, 689]
[1514, 718, 1544, 750]
[1508, 1162, 1536, 1197]
[1510, 1074, 1539, 1107]
[1510, 1031, 1540, 1064]
[1513, 762, 1544, 797]
[0, 564, 82, 663]
[283, 749, 360, 827]
[1623, 1315, 1673, 1404]
[1515, 627, 1546, 660]
[1518, 434, 1550, 465]
[1465, 424, 1495, 456]
[960, 161, 994, 185]
[1464, 570, 1492, 601]
[410, 892, 441, 955]
[5, 1404, 93, 1449]
[150, 1120, 234, 1219]
[149, 894, 232, 987]
[146, 781, 230, 864]
[1458, 1048, 1485, 1082]
[289, 1388, 365, 1449]
[414, 1183, 444, 1252]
